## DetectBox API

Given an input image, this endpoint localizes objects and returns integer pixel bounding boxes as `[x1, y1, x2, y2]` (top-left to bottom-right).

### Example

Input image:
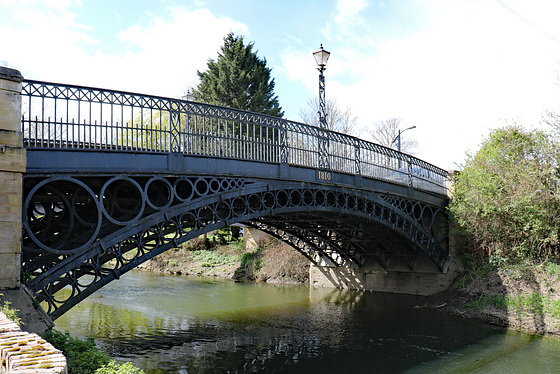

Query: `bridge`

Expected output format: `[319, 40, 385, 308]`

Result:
[0, 67, 458, 323]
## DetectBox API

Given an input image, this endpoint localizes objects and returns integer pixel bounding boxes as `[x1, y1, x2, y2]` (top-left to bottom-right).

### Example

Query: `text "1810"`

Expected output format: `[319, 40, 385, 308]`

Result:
[317, 171, 332, 181]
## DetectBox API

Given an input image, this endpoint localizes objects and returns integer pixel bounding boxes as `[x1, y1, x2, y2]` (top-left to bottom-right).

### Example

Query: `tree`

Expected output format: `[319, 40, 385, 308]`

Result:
[449, 126, 560, 263]
[369, 117, 418, 153]
[193, 33, 284, 117]
[299, 97, 361, 136]
[542, 110, 560, 135]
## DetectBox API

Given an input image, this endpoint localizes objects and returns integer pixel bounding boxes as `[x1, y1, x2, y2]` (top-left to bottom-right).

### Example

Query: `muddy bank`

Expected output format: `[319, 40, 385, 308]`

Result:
[137, 237, 310, 284]
[430, 263, 560, 337]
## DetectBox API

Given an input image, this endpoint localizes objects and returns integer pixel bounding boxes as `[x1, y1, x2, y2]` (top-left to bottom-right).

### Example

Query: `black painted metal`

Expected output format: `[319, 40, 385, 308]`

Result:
[20, 79, 451, 320]
[22, 174, 448, 320]
[21, 80, 448, 195]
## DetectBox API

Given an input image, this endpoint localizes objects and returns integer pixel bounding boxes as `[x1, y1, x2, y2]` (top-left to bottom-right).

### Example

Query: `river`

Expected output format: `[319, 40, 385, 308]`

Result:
[54, 271, 560, 373]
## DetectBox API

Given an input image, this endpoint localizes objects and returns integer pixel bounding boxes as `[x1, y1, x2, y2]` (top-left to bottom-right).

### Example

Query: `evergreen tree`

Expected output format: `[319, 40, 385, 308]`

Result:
[194, 33, 284, 117]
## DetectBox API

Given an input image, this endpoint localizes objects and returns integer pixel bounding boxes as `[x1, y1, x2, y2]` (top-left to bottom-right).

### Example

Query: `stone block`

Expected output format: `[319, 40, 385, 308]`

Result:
[0, 129, 23, 147]
[0, 96, 22, 132]
[0, 223, 21, 254]
[0, 148, 26, 172]
[0, 253, 20, 287]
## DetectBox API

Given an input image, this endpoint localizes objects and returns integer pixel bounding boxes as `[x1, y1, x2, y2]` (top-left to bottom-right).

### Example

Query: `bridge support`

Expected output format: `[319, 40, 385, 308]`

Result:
[0, 67, 25, 290]
[0, 67, 52, 333]
[310, 219, 464, 296]
[310, 257, 462, 296]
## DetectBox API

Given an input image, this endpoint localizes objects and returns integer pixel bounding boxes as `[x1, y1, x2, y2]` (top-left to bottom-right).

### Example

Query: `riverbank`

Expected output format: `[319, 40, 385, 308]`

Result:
[137, 235, 310, 284]
[137, 233, 560, 337]
[432, 259, 560, 337]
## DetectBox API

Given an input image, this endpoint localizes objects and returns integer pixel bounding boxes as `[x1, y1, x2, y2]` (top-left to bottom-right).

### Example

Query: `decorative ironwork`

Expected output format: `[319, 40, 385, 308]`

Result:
[21, 80, 448, 195]
[19, 79, 451, 320]
[22, 173, 448, 320]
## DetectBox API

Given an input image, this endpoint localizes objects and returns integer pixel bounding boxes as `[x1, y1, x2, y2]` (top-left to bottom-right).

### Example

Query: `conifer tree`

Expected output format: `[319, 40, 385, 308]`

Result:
[194, 33, 284, 117]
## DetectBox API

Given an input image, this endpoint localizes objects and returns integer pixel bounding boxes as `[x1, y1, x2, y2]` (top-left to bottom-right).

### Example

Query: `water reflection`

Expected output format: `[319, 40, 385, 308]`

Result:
[54, 272, 560, 373]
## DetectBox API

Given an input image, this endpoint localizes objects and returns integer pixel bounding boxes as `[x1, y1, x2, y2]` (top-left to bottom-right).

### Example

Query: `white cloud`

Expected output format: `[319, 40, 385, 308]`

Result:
[44, 0, 80, 11]
[0, 4, 249, 99]
[284, 0, 560, 168]
[334, 0, 368, 25]
[105, 7, 248, 96]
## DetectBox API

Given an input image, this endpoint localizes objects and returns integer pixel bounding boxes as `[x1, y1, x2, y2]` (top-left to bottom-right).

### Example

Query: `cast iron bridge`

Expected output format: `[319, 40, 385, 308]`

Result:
[20, 80, 450, 320]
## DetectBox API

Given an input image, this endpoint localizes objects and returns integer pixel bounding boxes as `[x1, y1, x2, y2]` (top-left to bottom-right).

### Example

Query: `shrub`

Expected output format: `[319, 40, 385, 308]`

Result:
[449, 126, 560, 264]
[240, 250, 262, 270]
[95, 361, 144, 374]
[43, 330, 111, 374]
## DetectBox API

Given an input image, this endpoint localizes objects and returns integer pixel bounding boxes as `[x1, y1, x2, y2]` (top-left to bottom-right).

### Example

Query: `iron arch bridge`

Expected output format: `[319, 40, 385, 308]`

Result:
[20, 80, 450, 320]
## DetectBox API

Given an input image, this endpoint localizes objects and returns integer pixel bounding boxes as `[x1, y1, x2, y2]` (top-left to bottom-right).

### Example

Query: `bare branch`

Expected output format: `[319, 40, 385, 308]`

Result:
[369, 117, 418, 154]
[299, 97, 362, 136]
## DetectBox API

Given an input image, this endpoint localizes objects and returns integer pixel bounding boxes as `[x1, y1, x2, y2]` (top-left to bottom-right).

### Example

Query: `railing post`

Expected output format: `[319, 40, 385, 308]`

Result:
[406, 156, 413, 187]
[354, 138, 361, 176]
[0, 66, 25, 289]
[280, 120, 288, 164]
[169, 101, 180, 153]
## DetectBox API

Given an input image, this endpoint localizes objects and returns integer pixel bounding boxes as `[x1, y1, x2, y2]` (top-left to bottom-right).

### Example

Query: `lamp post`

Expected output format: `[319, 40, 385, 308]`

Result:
[392, 125, 416, 153]
[313, 44, 331, 169]
[392, 125, 416, 169]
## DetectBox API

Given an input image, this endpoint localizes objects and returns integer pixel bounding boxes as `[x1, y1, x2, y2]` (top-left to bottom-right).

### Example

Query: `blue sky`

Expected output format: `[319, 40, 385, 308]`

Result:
[2, 0, 560, 169]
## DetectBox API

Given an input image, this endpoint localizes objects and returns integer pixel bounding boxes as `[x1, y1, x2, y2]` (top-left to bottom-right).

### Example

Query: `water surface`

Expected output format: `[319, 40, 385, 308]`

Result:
[55, 271, 560, 373]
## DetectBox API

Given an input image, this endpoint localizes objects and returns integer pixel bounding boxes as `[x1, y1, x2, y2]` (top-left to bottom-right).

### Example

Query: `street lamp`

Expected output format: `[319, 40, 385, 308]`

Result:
[313, 44, 330, 130]
[313, 44, 331, 170]
[182, 89, 195, 102]
[392, 126, 416, 153]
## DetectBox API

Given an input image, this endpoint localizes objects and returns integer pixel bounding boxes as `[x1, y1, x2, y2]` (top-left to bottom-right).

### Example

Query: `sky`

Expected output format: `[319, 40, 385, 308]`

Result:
[2, 0, 560, 170]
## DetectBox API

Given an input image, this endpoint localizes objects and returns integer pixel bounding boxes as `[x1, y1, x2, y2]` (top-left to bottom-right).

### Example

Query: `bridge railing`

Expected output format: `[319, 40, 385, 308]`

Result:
[21, 80, 448, 195]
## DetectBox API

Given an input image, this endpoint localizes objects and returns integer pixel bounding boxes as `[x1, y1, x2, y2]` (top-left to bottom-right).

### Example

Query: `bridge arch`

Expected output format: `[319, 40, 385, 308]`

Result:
[22, 174, 448, 320]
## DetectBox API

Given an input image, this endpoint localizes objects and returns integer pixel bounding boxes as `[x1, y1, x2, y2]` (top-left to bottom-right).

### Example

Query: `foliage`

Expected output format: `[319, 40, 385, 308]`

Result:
[0, 293, 22, 326]
[369, 117, 418, 153]
[465, 290, 560, 320]
[239, 249, 263, 274]
[453, 254, 493, 290]
[449, 126, 560, 264]
[194, 32, 283, 118]
[299, 97, 361, 135]
[95, 361, 145, 374]
[42, 330, 116, 374]
[191, 250, 240, 266]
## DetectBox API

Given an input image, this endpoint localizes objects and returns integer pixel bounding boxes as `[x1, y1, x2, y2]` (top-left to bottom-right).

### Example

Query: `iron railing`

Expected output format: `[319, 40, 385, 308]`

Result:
[21, 80, 448, 195]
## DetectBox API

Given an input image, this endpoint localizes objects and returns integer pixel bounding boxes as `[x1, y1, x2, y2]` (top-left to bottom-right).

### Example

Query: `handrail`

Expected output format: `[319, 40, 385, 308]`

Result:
[21, 79, 448, 195]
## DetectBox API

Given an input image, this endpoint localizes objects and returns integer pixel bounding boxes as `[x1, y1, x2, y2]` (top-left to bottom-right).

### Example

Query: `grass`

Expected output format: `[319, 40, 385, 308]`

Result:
[455, 253, 560, 333]
[0, 293, 22, 326]
[466, 291, 560, 319]
[191, 250, 240, 267]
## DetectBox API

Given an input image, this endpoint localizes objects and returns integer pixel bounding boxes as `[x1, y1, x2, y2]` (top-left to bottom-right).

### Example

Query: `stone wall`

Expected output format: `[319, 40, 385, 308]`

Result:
[0, 312, 67, 374]
[0, 67, 25, 290]
[244, 226, 274, 250]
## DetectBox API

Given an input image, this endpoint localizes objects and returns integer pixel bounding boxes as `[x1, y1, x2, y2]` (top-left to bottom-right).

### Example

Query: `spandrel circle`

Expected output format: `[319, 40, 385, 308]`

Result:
[23, 177, 102, 255]
[100, 176, 145, 225]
